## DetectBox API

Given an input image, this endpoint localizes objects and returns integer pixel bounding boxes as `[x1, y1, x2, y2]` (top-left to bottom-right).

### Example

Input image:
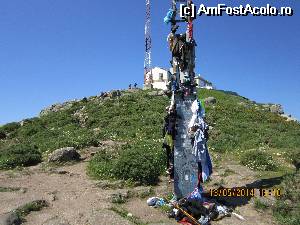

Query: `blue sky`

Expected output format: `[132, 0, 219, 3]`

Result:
[0, 0, 299, 125]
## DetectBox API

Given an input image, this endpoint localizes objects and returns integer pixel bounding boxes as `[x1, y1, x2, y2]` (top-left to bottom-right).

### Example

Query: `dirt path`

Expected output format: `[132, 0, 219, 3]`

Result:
[0, 162, 131, 225]
[204, 161, 278, 225]
[0, 159, 278, 225]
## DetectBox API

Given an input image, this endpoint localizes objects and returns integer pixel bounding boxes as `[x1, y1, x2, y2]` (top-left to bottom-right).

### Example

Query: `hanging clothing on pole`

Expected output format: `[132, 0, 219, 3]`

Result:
[188, 99, 212, 183]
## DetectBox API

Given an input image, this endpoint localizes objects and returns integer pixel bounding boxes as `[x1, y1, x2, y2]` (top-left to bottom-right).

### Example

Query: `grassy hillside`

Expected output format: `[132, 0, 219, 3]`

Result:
[0, 90, 168, 173]
[1, 89, 300, 170]
[1, 89, 299, 169]
[1, 88, 299, 224]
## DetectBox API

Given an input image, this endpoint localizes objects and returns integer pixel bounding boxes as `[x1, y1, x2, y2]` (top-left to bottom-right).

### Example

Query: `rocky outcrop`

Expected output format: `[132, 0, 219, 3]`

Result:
[73, 106, 88, 127]
[204, 97, 217, 105]
[0, 200, 48, 225]
[39, 101, 78, 117]
[280, 114, 298, 122]
[0, 212, 21, 225]
[48, 147, 81, 163]
[110, 90, 122, 98]
[270, 104, 284, 114]
[261, 104, 284, 115]
[147, 90, 165, 96]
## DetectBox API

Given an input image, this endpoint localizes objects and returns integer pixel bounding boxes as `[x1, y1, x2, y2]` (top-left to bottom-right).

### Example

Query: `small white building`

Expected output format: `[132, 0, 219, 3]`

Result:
[144, 67, 213, 90]
[195, 76, 214, 90]
[144, 67, 169, 90]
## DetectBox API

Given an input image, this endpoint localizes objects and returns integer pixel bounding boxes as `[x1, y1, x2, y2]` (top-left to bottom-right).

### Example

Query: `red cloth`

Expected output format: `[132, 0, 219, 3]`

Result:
[188, 21, 193, 40]
[179, 217, 193, 225]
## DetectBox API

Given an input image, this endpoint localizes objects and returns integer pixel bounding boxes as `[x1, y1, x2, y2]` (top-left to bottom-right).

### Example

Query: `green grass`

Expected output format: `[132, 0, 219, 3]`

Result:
[198, 89, 300, 153]
[254, 198, 269, 211]
[272, 170, 300, 225]
[15, 200, 48, 222]
[109, 206, 147, 225]
[0, 186, 20, 192]
[240, 149, 278, 171]
[222, 168, 236, 177]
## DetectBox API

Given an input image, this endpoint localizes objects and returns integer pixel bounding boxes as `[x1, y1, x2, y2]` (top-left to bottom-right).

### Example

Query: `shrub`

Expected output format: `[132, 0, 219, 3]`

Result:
[0, 144, 42, 169]
[87, 149, 116, 179]
[254, 198, 269, 211]
[0, 131, 6, 139]
[240, 149, 278, 171]
[88, 142, 165, 185]
[0, 122, 20, 134]
[287, 149, 300, 170]
[114, 143, 165, 185]
[15, 200, 48, 220]
[273, 171, 300, 225]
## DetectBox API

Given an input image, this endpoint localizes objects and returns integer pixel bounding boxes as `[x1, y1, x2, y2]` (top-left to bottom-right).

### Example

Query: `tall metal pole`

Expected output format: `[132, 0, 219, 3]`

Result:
[144, 0, 152, 88]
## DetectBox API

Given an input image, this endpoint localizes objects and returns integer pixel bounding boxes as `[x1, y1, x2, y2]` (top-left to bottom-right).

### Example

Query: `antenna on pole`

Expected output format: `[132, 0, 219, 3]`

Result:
[144, 0, 153, 89]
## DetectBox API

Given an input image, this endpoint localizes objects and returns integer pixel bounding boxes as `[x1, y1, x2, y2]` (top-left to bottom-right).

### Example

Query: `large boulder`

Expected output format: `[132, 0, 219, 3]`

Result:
[110, 90, 121, 98]
[48, 147, 81, 163]
[204, 97, 217, 105]
[147, 90, 165, 96]
[39, 99, 81, 117]
[270, 104, 284, 115]
[281, 114, 298, 122]
[0, 212, 21, 225]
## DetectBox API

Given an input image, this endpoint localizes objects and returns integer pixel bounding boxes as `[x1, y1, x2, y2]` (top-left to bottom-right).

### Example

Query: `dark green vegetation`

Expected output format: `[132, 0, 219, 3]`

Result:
[0, 144, 42, 169]
[0, 186, 20, 192]
[273, 171, 300, 225]
[15, 200, 48, 222]
[200, 89, 300, 153]
[1, 89, 299, 173]
[1, 90, 168, 185]
[87, 141, 164, 185]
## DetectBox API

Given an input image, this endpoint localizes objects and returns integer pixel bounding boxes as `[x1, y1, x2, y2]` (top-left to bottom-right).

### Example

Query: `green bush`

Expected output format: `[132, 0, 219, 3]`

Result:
[88, 142, 165, 185]
[240, 149, 278, 171]
[0, 131, 6, 139]
[114, 142, 165, 185]
[87, 149, 117, 179]
[0, 122, 20, 135]
[0, 144, 42, 169]
[15, 200, 48, 220]
[287, 149, 300, 170]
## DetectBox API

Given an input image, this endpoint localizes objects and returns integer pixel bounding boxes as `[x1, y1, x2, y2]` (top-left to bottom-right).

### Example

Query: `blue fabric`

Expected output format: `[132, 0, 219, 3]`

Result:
[164, 9, 174, 24]
[155, 198, 165, 207]
[188, 187, 203, 201]
[192, 117, 212, 182]
[171, 80, 178, 91]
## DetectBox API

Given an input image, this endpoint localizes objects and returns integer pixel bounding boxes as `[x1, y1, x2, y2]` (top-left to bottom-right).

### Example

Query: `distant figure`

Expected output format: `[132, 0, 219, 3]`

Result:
[129, 84, 132, 89]
[134, 83, 138, 89]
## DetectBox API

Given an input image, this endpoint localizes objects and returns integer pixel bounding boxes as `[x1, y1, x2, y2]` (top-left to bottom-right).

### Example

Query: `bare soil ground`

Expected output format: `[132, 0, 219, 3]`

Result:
[0, 157, 278, 225]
